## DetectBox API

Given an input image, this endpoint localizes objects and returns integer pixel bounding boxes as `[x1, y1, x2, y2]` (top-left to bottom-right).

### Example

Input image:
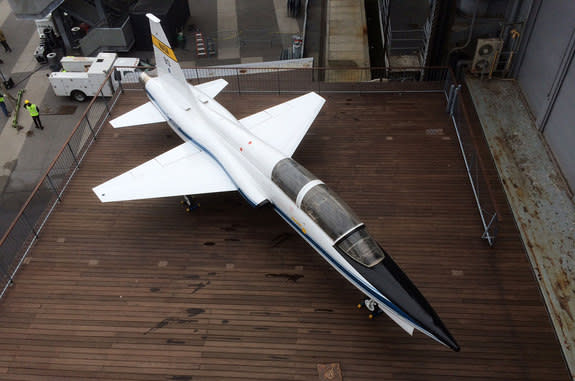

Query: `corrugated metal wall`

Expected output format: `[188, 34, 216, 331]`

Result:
[517, 1, 575, 193]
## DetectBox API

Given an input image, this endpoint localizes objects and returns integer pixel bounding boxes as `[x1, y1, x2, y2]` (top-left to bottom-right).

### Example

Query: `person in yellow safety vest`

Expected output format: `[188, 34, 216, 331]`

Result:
[23, 99, 44, 129]
[0, 93, 10, 117]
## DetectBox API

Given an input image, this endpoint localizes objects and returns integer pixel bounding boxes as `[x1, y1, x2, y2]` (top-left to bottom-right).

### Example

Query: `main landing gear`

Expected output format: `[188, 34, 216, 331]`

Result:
[180, 195, 200, 213]
[357, 298, 383, 319]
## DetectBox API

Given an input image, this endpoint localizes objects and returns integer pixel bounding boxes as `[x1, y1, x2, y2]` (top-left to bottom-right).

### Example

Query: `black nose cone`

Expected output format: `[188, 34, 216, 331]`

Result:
[343, 247, 459, 351]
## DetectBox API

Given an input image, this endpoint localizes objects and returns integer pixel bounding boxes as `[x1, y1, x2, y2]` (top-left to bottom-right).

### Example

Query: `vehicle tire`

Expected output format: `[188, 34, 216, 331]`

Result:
[71, 90, 87, 102]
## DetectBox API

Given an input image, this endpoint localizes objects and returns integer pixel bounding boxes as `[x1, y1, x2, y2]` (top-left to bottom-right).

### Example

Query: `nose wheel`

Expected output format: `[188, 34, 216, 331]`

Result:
[357, 298, 383, 319]
[180, 195, 200, 213]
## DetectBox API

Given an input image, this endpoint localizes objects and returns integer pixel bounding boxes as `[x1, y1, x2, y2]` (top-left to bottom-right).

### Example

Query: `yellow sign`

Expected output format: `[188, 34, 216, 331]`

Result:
[152, 35, 178, 62]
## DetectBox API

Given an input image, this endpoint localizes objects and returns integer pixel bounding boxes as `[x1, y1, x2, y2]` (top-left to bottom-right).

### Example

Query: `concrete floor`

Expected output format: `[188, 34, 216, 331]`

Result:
[0, 0, 92, 236]
[466, 76, 575, 378]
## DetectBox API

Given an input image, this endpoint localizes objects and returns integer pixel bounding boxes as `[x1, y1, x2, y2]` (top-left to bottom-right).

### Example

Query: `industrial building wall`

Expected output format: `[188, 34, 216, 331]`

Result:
[540, 55, 575, 193]
[517, 1, 575, 193]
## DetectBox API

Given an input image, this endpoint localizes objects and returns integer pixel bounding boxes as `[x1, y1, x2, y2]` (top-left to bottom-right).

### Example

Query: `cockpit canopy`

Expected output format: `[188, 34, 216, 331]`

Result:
[334, 226, 385, 267]
[272, 158, 385, 267]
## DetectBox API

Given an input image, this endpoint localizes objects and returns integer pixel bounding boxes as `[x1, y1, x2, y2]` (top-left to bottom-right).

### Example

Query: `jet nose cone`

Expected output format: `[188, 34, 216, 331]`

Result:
[451, 341, 461, 352]
[430, 318, 460, 352]
[377, 254, 459, 351]
[344, 249, 459, 351]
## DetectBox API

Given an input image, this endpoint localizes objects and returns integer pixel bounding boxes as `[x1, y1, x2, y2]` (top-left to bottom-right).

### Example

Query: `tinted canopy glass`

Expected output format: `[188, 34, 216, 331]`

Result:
[335, 226, 385, 267]
[300, 184, 361, 240]
[271, 158, 317, 201]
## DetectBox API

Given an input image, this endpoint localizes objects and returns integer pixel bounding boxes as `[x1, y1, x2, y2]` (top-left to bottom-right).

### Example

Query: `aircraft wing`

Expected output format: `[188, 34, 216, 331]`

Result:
[239, 92, 325, 157]
[110, 102, 166, 128]
[195, 79, 228, 98]
[93, 142, 237, 202]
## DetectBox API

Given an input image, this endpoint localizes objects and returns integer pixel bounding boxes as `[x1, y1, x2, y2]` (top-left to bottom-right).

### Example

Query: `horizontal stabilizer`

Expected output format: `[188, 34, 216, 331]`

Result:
[110, 102, 166, 128]
[93, 142, 237, 202]
[240, 92, 325, 156]
[195, 79, 228, 98]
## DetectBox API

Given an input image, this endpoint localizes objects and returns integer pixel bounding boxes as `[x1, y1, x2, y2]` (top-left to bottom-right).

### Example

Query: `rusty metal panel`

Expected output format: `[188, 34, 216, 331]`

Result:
[467, 77, 575, 379]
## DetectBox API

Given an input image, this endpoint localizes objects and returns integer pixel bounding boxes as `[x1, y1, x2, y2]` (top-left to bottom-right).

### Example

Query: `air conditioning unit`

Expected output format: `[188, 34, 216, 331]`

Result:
[471, 38, 503, 75]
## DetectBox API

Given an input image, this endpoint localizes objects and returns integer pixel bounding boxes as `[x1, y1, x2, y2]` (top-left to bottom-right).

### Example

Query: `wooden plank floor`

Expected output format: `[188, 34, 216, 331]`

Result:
[0, 91, 569, 380]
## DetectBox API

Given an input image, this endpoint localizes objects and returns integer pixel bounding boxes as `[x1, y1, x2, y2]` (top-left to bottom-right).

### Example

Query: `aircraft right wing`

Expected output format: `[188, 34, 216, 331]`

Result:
[93, 142, 237, 202]
[239, 92, 325, 157]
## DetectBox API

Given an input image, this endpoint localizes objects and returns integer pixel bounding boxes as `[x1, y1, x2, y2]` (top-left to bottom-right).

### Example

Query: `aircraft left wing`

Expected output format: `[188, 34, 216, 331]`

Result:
[93, 142, 237, 202]
[110, 102, 167, 128]
[239, 92, 325, 157]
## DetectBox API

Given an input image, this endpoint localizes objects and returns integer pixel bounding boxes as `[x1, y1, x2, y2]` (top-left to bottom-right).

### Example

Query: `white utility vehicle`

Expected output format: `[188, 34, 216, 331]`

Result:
[49, 52, 139, 102]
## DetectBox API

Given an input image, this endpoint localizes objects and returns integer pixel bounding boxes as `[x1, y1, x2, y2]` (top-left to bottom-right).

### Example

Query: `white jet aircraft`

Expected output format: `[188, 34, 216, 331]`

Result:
[94, 13, 459, 351]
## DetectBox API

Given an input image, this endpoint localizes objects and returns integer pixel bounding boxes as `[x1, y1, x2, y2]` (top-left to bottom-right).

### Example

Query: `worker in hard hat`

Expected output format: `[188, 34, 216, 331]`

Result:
[23, 99, 44, 130]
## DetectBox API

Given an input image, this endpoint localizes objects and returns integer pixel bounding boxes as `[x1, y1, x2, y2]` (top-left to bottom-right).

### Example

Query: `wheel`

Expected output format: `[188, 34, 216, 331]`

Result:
[364, 299, 377, 312]
[71, 90, 87, 102]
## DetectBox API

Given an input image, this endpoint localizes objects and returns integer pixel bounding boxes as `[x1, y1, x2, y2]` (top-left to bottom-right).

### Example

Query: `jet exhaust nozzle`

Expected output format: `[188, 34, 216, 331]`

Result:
[139, 71, 152, 85]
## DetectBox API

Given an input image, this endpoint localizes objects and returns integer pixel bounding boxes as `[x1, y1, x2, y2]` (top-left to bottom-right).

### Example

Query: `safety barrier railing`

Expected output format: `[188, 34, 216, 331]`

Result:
[0, 65, 497, 299]
[0, 70, 122, 299]
[121, 66, 450, 94]
[444, 70, 498, 246]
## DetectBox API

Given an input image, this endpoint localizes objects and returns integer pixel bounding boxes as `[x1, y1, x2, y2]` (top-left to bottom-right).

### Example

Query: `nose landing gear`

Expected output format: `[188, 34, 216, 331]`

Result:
[357, 298, 383, 319]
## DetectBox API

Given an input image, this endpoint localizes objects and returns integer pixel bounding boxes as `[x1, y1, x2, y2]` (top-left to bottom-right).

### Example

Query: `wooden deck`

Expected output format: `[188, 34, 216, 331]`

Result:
[0, 91, 569, 380]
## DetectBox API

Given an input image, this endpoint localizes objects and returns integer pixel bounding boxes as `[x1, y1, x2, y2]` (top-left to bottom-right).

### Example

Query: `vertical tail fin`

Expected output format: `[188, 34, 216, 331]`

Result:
[147, 13, 188, 89]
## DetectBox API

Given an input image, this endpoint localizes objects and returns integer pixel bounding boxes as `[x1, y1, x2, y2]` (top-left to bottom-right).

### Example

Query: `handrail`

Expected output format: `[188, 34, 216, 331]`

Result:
[0, 68, 116, 250]
[457, 84, 502, 222]
[444, 68, 499, 245]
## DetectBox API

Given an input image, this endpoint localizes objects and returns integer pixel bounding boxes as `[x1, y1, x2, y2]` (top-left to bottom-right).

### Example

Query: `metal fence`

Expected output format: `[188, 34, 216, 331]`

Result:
[0, 65, 497, 298]
[0, 73, 121, 298]
[121, 66, 451, 94]
[445, 72, 498, 246]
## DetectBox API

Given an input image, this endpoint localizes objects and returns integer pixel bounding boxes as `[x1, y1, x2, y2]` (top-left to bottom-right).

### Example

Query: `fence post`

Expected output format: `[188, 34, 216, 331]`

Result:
[0, 253, 12, 279]
[46, 175, 62, 203]
[483, 213, 497, 247]
[67, 142, 80, 169]
[0, 264, 12, 284]
[446, 84, 455, 113]
[317, 67, 321, 95]
[22, 212, 39, 240]
[102, 88, 111, 116]
[475, 151, 479, 193]
[117, 69, 124, 94]
[236, 68, 241, 95]
[449, 85, 461, 116]
[85, 115, 96, 141]
[277, 68, 281, 95]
